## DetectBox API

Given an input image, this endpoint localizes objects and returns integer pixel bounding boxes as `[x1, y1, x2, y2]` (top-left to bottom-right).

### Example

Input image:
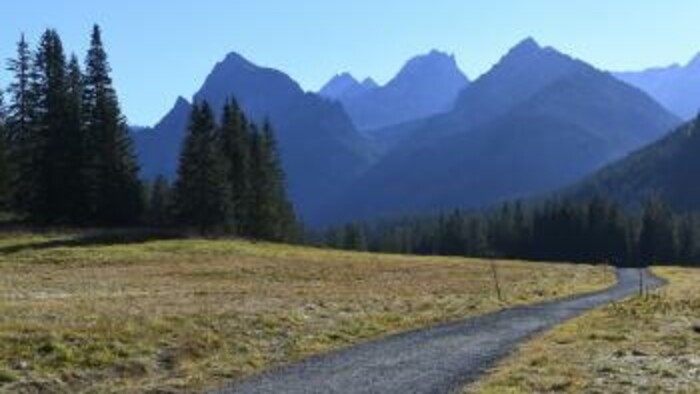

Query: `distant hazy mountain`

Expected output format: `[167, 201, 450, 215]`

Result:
[134, 52, 377, 222]
[320, 38, 680, 224]
[322, 50, 470, 131]
[615, 54, 700, 119]
[319, 73, 377, 100]
[569, 119, 700, 211]
[135, 96, 192, 179]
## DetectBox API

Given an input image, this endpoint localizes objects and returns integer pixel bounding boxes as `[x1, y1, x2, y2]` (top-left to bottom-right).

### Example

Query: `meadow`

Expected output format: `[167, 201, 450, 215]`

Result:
[0, 232, 613, 393]
[468, 267, 700, 393]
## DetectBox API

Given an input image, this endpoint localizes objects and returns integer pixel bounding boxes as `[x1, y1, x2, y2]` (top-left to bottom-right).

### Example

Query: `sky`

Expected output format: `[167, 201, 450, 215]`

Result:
[3, 1, 700, 126]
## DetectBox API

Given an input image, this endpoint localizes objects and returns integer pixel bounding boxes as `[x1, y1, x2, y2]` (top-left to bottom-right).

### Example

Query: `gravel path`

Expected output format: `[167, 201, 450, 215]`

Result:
[214, 268, 664, 394]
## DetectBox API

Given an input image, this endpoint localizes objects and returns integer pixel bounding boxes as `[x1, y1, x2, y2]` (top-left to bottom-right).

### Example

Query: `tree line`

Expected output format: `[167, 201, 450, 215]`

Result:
[148, 100, 297, 240]
[320, 196, 700, 267]
[0, 26, 297, 241]
[1, 26, 141, 225]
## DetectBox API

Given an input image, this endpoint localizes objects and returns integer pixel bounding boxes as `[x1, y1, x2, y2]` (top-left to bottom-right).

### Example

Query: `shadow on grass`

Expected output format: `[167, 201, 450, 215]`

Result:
[0, 229, 186, 255]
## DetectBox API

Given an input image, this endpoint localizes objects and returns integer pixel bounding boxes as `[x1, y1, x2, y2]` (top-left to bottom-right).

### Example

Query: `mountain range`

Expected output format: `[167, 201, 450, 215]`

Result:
[135, 38, 695, 227]
[615, 55, 700, 120]
[319, 73, 378, 101]
[319, 39, 680, 224]
[134, 52, 376, 223]
[319, 50, 470, 131]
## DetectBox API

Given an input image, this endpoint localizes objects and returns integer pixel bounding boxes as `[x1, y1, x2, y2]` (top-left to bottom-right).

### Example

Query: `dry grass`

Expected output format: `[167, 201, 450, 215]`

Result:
[0, 233, 613, 393]
[468, 267, 700, 394]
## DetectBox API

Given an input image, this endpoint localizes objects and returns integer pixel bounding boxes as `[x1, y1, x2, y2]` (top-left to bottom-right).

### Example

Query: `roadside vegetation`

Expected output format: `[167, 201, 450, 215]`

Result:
[0, 232, 613, 393]
[468, 267, 700, 394]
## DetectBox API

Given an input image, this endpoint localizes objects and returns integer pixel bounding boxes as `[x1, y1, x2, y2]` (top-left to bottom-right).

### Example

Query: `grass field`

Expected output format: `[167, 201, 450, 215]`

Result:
[468, 267, 700, 394]
[0, 232, 613, 393]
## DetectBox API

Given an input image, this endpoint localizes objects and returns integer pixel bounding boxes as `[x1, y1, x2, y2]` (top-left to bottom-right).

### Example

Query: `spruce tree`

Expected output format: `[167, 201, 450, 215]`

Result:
[0, 91, 9, 210]
[677, 215, 696, 263]
[246, 122, 296, 241]
[261, 122, 296, 240]
[218, 99, 250, 232]
[63, 54, 89, 222]
[5, 34, 36, 215]
[29, 29, 72, 223]
[343, 223, 367, 251]
[173, 102, 228, 233]
[639, 197, 676, 266]
[146, 175, 171, 227]
[83, 25, 142, 225]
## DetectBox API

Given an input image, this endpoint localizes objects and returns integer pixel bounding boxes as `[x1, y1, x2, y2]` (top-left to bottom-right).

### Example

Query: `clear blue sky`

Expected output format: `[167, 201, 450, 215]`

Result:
[2, 0, 700, 126]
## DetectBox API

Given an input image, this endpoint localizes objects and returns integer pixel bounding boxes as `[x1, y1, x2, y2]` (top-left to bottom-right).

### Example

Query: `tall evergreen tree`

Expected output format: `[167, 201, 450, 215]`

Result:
[0, 91, 9, 210]
[677, 215, 696, 263]
[146, 175, 171, 227]
[63, 54, 89, 222]
[218, 99, 250, 232]
[5, 34, 36, 215]
[639, 197, 676, 266]
[261, 122, 296, 240]
[246, 122, 296, 241]
[343, 223, 367, 251]
[83, 25, 142, 225]
[173, 102, 228, 233]
[29, 29, 73, 222]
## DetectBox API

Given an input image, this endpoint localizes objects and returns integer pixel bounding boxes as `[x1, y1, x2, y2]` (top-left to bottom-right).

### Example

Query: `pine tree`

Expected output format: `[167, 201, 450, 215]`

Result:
[29, 29, 72, 223]
[218, 99, 250, 232]
[261, 122, 296, 240]
[639, 197, 676, 266]
[173, 102, 228, 233]
[0, 91, 9, 210]
[343, 223, 367, 251]
[146, 175, 171, 227]
[677, 215, 696, 263]
[245, 122, 296, 241]
[245, 125, 266, 237]
[83, 25, 142, 225]
[5, 34, 36, 215]
[63, 54, 88, 222]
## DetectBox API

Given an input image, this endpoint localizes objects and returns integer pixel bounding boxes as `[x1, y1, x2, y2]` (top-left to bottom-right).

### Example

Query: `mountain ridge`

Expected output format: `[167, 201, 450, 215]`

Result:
[134, 52, 377, 223]
[568, 118, 700, 211]
[615, 52, 700, 119]
[321, 50, 470, 131]
[318, 38, 680, 225]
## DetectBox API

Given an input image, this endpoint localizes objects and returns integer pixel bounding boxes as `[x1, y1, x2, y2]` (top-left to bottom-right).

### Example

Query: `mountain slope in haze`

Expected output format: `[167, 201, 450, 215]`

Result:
[319, 73, 377, 100]
[135, 96, 192, 179]
[321, 39, 680, 225]
[327, 50, 470, 131]
[368, 38, 596, 153]
[569, 118, 700, 210]
[615, 54, 700, 119]
[134, 52, 376, 223]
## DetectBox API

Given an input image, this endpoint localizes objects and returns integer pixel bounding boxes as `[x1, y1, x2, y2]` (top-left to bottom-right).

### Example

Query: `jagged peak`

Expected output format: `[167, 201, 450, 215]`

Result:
[404, 49, 458, 68]
[506, 37, 543, 57]
[393, 49, 465, 83]
[361, 77, 379, 89]
[329, 72, 360, 84]
[173, 96, 190, 108]
[222, 51, 255, 66]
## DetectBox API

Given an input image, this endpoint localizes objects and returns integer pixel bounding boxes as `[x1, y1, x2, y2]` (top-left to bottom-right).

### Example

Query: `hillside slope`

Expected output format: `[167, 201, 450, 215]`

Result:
[615, 54, 700, 119]
[569, 119, 700, 210]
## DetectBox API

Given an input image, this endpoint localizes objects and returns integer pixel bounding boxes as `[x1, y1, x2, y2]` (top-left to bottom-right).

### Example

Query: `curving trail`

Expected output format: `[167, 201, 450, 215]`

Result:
[214, 268, 664, 394]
